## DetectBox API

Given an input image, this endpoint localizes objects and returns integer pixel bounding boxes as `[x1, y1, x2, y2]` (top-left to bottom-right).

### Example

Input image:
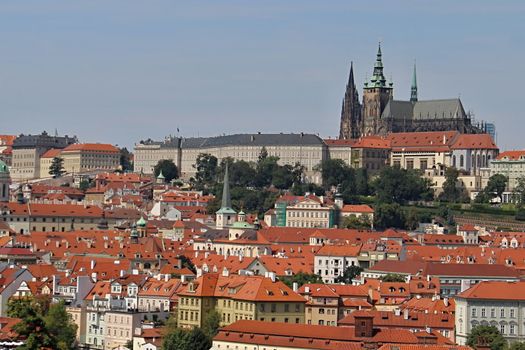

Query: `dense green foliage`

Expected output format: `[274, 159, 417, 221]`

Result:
[162, 327, 211, 350]
[476, 174, 508, 203]
[374, 203, 406, 229]
[315, 159, 370, 202]
[379, 273, 406, 282]
[334, 266, 363, 284]
[341, 215, 372, 229]
[372, 166, 433, 204]
[281, 272, 323, 289]
[49, 157, 66, 178]
[154, 159, 179, 183]
[202, 310, 222, 339]
[119, 147, 133, 172]
[439, 167, 469, 203]
[8, 298, 77, 350]
[466, 325, 507, 350]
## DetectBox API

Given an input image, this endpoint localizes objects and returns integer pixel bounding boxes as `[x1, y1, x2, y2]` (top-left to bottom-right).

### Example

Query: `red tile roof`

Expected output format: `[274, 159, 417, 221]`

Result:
[496, 150, 525, 161]
[341, 204, 374, 213]
[457, 280, 525, 300]
[352, 136, 391, 149]
[451, 133, 497, 150]
[41, 148, 62, 158]
[62, 143, 119, 153]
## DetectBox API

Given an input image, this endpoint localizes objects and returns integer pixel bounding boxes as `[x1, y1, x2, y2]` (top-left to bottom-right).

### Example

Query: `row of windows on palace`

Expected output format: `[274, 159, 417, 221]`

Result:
[287, 211, 330, 218]
[467, 307, 517, 319]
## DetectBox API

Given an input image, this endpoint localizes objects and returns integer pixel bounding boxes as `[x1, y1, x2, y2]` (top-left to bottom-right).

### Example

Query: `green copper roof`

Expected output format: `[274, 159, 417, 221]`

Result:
[366, 43, 392, 89]
[136, 216, 147, 227]
[216, 207, 237, 215]
[231, 221, 254, 229]
[0, 160, 8, 174]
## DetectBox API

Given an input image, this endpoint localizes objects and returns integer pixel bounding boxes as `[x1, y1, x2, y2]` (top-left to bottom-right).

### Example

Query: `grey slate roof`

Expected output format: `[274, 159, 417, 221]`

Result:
[181, 133, 324, 149]
[413, 99, 466, 120]
[381, 98, 467, 121]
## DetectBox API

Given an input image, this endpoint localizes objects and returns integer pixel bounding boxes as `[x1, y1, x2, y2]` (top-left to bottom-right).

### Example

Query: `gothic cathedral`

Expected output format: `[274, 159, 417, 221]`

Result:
[339, 44, 482, 139]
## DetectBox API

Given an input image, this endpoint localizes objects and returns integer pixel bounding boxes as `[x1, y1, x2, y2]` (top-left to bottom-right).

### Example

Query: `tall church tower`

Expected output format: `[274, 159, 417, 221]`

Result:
[410, 62, 418, 102]
[338, 62, 362, 139]
[362, 43, 393, 136]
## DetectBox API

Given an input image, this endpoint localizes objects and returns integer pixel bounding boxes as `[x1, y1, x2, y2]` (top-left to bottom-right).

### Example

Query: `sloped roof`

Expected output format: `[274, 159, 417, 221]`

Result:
[457, 280, 525, 300]
[496, 150, 525, 161]
[181, 133, 324, 149]
[62, 143, 119, 153]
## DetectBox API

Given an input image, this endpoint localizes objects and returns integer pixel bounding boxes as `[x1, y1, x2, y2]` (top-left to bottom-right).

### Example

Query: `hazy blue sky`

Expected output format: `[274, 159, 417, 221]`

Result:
[1, 1, 524, 150]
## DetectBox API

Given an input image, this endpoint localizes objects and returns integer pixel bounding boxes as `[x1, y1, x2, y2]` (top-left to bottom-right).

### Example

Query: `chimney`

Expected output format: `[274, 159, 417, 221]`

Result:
[120, 270, 125, 277]
[403, 309, 409, 320]
[90, 260, 96, 270]
[91, 272, 97, 282]
[293, 282, 298, 292]
[305, 286, 310, 294]
[354, 314, 374, 338]
[394, 308, 401, 317]
[444, 297, 449, 307]
[181, 275, 186, 283]
[268, 272, 276, 283]
[164, 274, 169, 282]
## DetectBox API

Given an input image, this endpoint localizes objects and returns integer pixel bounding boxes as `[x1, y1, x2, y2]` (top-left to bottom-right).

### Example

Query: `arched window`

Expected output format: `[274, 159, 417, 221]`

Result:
[460, 155, 464, 167]
[452, 155, 456, 167]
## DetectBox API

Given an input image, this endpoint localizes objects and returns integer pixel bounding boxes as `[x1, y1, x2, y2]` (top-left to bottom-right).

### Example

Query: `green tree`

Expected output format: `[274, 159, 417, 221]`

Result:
[8, 298, 55, 350]
[44, 300, 77, 350]
[355, 168, 369, 196]
[119, 147, 133, 172]
[258, 146, 268, 162]
[373, 203, 406, 229]
[163, 327, 211, 350]
[281, 272, 323, 289]
[334, 266, 363, 284]
[154, 159, 179, 183]
[49, 157, 66, 178]
[341, 215, 371, 229]
[254, 156, 280, 188]
[380, 273, 406, 282]
[372, 166, 433, 204]
[440, 167, 463, 202]
[485, 174, 508, 202]
[512, 176, 525, 206]
[193, 153, 219, 190]
[202, 310, 222, 339]
[509, 342, 525, 350]
[316, 159, 351, 190]
[466, 325, 507, 350]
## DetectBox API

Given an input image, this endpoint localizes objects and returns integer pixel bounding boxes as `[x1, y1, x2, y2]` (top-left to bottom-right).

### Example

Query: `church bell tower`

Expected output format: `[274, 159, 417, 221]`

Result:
[362, 43, 393, 136]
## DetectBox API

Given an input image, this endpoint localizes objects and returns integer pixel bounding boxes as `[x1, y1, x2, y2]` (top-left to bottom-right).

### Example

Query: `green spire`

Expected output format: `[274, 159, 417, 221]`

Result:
[366, 42, 390, 89]
[410, 61, 418, 102]
[221, 164, 231, 209]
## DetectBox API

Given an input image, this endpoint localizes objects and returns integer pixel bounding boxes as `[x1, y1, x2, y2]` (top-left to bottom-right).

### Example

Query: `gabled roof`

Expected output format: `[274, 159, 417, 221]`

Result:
[496, 150, 525, 161]
[450, 134, 497, 150]
[457, 280, 525, 300]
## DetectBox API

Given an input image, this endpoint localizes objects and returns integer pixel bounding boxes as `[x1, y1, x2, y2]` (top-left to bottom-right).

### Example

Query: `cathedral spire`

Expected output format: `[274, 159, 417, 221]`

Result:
[339, 61, 361, 139]
[367, 42, 389, 88]
[410, 61, 418, 102]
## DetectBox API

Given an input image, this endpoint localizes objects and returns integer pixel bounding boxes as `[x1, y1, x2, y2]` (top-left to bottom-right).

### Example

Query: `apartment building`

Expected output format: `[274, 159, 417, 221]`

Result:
[314, 245, 361, 283]
[177, 273, 305, 329]
[456, 281, 525, 345]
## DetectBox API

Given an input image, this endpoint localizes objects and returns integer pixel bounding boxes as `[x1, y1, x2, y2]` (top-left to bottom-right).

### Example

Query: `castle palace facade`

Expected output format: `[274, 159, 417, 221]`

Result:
[339, 44, 482, 139]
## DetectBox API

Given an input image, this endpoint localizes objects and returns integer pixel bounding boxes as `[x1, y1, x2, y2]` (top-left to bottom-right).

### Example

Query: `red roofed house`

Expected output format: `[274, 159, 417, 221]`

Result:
[350, 135, 391, 174]
[61, 143, 120, 173]
[340, 204, 374, 227]
[455, 281, 525, 345]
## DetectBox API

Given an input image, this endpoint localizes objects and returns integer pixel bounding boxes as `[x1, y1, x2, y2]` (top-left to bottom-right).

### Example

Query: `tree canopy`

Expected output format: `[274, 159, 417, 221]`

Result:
[372, 166, 433, 204]
[466, 325, 506, 350]
[154, 159, 179, 183]
[162, 327, 211, 350]
[8, 297, 77, 350]
[281, 272, 323, 289]
[49, 157, 66, 178]
[379, 273, 406, 282]
[334, 266, 363, 284]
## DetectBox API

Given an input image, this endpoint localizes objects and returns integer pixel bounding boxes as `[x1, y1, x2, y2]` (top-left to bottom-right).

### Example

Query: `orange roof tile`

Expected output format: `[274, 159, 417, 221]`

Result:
[62, 143, 119, 153]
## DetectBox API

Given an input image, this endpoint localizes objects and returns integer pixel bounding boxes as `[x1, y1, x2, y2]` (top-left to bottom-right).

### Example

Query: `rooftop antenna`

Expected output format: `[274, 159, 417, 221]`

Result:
[54, 128, 58, 137]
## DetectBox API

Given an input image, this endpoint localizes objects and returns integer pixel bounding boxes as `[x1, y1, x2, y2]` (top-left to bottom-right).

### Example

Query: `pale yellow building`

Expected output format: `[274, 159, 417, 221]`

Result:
[61, 143, 120, 174]
[177, 273, 305, 329]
